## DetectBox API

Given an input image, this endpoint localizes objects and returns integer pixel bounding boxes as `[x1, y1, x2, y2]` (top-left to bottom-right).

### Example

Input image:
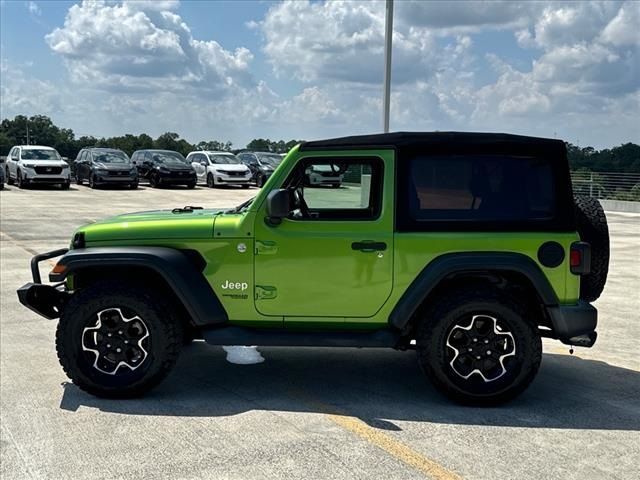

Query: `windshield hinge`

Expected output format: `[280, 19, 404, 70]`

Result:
[172, 206, 203, 214]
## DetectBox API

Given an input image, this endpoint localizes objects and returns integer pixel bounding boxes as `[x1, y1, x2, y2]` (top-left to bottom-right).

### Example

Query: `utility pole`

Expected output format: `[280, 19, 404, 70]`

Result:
[26, 119, 30, 145]
[382, 0, 393, 133]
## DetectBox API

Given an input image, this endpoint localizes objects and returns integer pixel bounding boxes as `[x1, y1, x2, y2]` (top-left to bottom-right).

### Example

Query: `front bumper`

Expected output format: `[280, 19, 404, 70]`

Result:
[23, 171, 70, 183]
[95, 174, 137, 184]
[17, 248, 70, 319]
[216, 174, 252, 184]
[158, 173, 197, 185]
[547, 301, 598, 347]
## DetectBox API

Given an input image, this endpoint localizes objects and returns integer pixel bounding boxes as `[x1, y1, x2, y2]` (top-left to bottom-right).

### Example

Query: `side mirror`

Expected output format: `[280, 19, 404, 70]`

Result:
[265, 189, 290, 226]
[200, 161, 208, 166]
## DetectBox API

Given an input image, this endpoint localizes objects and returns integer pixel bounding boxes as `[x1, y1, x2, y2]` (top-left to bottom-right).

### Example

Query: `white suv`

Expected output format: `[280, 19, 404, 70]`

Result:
[6, 145, 71, 189]
[187, 151, 252, 188]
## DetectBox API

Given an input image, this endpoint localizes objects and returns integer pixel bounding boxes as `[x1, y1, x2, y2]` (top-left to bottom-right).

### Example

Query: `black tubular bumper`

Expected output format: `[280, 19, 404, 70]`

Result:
[546, 301, 598, 347]
[17, 248, 70, 320]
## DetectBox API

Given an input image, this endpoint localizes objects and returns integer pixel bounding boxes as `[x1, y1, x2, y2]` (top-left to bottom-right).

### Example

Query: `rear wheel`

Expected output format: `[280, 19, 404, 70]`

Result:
[416, 289, 541, 406]
[6, 167, 14, 185]
[256, 174, 265, 188]
[574, 195, 609, 301]
[207, 173, 215, 188]
[76, 174, 83, 185]
[89, 174, 97, 189]
[187, 182, 196, 189]
[129, 181, 138, 190]
[56, 281, 183, 398]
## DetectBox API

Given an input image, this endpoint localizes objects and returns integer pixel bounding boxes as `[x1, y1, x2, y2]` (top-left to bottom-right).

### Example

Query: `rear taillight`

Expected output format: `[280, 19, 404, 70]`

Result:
[570, 241, 591, 275]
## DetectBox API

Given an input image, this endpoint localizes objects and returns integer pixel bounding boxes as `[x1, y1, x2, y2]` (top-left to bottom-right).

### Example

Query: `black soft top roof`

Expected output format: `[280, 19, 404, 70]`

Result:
[300, 131, 566, 157]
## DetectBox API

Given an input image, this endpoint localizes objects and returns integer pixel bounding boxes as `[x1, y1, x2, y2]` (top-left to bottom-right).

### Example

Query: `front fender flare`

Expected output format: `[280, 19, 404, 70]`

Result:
[51, 247, 227, 326]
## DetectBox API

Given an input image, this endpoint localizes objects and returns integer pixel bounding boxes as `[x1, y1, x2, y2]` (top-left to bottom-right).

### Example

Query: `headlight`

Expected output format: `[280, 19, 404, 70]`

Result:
[62, 164, 70, 169]
[23, 163, 36, 169]
[96, 169, 108, 174]
[131, 168, 139, 175]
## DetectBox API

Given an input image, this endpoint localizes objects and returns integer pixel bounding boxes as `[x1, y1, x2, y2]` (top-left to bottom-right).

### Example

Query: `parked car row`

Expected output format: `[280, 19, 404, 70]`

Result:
[2, 145, 297, 190]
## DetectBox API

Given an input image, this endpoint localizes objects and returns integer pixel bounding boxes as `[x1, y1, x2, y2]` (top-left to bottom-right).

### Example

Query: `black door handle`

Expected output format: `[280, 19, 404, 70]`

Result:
[352, 241, 387, 252]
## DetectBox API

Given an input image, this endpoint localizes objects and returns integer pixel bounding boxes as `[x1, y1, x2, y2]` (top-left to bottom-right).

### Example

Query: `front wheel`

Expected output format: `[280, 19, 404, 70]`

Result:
[416, 289, 541, 406]
[17, 170, 27, 189]
[206, 173, 215, 188]
[6, 167, 14, 185]
[89, 174, 97, 189]
[129, 182, 138, 189]
[56, 281, 184, 398]
[61, 181, 70, 190]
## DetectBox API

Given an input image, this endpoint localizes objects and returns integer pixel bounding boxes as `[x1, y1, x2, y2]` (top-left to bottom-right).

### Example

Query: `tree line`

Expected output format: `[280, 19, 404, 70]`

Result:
[0, 115, 302, 159]
[1, 115, 638, 173]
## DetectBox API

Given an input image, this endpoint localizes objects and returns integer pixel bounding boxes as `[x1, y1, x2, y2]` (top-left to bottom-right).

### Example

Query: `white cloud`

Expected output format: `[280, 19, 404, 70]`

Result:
[26, 1, 41, 16]
[46, 0, 254, 96]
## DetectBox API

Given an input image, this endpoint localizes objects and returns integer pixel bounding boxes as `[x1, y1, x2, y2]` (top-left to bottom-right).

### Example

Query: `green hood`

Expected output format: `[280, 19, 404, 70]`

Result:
[77, 208, 224, 243]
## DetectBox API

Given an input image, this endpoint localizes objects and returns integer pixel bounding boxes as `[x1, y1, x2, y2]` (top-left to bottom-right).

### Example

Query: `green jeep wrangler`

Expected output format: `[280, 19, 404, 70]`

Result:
[18, 132, 609, 405]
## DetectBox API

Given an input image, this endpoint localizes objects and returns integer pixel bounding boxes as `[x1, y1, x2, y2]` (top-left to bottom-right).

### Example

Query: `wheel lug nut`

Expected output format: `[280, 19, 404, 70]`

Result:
[132, 359, 137, 363]
[106, 344, 111, 348]
[116, 348, 122, 353]
[118, 330, 123, 335]
[473, 338, 477, 342]
[467, 348, 473, 352]
[484, 339, 489, 344]
[107, 333, 112, 337]
[487, 350, 492, 355]
[476, 356, 481, 360]
[124, 340, 129, 344]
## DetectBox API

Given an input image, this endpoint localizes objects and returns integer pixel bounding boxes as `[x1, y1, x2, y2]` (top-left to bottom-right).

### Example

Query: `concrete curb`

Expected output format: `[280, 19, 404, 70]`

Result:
[600, 199, 640, 214]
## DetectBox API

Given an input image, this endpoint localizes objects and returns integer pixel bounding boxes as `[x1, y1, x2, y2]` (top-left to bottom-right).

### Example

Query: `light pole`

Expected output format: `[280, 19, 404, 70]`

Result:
[382, 0, 394, 133]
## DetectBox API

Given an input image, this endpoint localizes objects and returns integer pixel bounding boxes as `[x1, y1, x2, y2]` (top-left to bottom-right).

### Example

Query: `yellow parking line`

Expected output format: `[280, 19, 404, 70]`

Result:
[292, 391, 462, 480]
[325, 413, 463, 480]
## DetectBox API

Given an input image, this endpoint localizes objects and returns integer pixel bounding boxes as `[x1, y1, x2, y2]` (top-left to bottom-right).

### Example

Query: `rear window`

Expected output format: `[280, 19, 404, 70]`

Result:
[398, 154, 568, 231]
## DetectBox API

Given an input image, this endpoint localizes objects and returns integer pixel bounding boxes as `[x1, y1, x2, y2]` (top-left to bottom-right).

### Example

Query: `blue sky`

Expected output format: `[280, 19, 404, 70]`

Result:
[1, 1, 638, 148]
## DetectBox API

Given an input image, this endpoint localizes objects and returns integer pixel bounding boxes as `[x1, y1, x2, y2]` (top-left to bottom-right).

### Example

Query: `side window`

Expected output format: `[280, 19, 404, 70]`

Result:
[287, 157, 383, 221]
[401, 155, 556, 227]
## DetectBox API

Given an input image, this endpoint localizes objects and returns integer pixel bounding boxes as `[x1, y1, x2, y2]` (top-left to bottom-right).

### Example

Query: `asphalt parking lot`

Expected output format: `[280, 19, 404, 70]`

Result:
[1, 184, 639, 480]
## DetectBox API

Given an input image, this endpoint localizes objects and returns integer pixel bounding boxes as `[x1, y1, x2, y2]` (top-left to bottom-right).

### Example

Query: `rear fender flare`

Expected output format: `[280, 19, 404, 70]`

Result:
[389, 252, 559, 331]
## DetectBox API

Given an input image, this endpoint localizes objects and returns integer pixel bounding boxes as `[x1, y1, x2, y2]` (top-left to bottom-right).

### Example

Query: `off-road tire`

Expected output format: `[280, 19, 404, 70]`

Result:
[6, 167, 14, 185]
[416, 288, 542, 406]
[56, 281, 183, 398]
[574, 195, 609, 302]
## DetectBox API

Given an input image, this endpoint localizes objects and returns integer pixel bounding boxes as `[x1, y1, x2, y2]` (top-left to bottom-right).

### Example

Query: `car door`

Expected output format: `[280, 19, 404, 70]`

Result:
[7, 148, 17, 177]
[253, 153, 394, 320]
[75, 150, 86, 180]
[192, 154, 208, 182]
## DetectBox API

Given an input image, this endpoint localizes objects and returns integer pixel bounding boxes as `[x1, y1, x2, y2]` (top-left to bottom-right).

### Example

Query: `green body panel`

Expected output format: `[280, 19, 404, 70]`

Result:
[73, 144, 581, 329]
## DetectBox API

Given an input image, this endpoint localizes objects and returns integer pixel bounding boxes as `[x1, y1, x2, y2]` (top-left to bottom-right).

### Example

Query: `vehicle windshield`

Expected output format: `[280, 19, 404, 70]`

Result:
[21, 149, 61, 161]
[94, 151, 130, 164]
[257, 154, 283, 166]
[208, 154, 240, 165]
[151, 152, 188, 166]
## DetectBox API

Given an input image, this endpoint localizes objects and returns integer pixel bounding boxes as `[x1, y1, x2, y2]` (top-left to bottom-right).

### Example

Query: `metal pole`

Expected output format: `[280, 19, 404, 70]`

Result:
[26, 120, 30, 145]
[383, 0, 393, 133]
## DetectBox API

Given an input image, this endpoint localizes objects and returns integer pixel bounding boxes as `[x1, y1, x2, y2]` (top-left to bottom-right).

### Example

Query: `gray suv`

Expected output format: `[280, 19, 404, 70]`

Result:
[75, 148, 138, 189]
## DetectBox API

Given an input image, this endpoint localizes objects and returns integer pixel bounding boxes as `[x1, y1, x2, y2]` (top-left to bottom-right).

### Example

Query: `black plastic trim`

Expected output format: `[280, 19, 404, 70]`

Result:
[30, 248, 69, 283]
[547, 301, 597, 343]
[50, 247, 227, 326]
[17, 283, 68, 319]
[389, 252, 559, 330]
[202, 326, 399, 348]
